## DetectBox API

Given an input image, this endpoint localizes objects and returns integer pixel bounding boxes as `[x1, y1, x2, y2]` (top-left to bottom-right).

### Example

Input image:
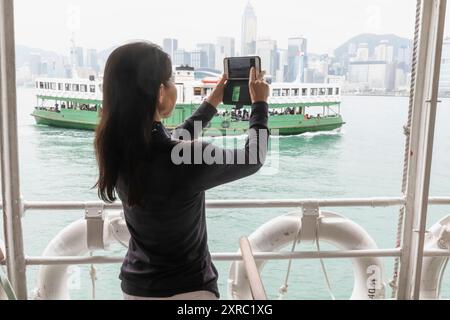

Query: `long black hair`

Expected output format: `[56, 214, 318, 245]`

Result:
[95, 41, 172, 207]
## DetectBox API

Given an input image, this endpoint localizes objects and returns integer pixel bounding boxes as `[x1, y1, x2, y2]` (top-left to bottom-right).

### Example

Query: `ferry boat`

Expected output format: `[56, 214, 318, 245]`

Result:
[31, 66, 345, 136]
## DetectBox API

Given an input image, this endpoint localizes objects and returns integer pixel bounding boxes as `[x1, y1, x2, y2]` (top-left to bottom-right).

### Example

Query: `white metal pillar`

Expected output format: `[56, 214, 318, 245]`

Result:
[397, 0, 447, 300]
[0, 0, 28, 299]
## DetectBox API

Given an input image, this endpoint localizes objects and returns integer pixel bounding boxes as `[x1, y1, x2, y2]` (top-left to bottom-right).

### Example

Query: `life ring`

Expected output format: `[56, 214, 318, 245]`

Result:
[420, 215, 450, 299]
[33, 211, 129, 300]
[228, 211, 386, 300]
[221, 120, 231, 129]
[0, 240, 14, 300]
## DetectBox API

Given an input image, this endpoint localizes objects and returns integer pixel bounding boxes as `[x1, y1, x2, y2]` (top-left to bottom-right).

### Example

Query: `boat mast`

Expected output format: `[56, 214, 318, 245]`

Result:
[0, 0, 28, 299]
[397, 0, 447, 300]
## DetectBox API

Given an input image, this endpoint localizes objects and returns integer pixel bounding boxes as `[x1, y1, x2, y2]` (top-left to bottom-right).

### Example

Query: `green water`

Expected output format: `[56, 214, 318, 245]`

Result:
[8, 88, 450, 299]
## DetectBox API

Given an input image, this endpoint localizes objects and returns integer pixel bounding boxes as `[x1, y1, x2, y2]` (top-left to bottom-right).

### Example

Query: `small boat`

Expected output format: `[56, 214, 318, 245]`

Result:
[32, 66, 345, 136]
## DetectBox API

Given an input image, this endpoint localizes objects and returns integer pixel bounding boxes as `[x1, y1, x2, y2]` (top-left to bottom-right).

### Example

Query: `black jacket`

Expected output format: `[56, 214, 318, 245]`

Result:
[116, 101, 269, 298]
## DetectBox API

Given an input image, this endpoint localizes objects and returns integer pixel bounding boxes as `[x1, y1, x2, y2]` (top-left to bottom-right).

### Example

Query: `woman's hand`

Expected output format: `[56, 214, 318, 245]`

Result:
[249, 67, 269, 104]
[205, 74, 228, 108]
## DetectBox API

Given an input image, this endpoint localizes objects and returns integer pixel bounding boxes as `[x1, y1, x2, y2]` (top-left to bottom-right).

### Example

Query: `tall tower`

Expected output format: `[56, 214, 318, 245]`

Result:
[241, 1, 257, 56]
[287, 37, 308, 82]
[163, 38, 179, 61]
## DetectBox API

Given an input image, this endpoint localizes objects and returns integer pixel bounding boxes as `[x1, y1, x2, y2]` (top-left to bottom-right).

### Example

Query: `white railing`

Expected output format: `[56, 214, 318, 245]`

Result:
[0, 197, 449, 268]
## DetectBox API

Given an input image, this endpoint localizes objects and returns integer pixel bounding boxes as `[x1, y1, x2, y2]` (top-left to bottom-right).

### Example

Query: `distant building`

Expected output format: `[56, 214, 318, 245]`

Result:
[440, 38, 450, 94]
[287, 37, 307, 82]
[256, 38, 277, 77]
[42, 57, 65, 78]
[397, 45, 412, 68]
[173, 49, 191, 66]
[395, 67, 409, 91]
[348, 60, 395, 91]
[29, 53, 42, 76]
[86, 49, 99, 73]
[197, 43, 216, 69]
[73, 46, 84, 68]
[241, 1, 257, 56]
[355, 43, 369, 61]
[190, 50, 208, 69]
[216, 37, 235, 71]
[163, 38, 178, 60]
[275, 49, 288, 83]
[374, 40, 395, 63]
[306, 54, 330, 83]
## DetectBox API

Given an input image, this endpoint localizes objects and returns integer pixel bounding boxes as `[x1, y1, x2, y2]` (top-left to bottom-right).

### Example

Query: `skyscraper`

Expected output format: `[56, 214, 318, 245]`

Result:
[190, 50, 208, 69]
[398, 45, 412, 69]
[275, 49, 288, 82]
[173, 49, 191, 66]
[216, 37, 235, 71]
[256, 38, 277, 77]
[74, 47, 84, 68]
[86, 49, 99, 73]
[163, 38, 178, 60]
[241, 1, 257, 56]
[197, 43, 216, 69]
[287, 37, 307, 82]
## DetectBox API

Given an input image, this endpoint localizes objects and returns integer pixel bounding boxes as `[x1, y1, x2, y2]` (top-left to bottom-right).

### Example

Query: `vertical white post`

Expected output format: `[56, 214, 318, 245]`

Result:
[397, 0, 447, 300]
[0, 0, 28, 299]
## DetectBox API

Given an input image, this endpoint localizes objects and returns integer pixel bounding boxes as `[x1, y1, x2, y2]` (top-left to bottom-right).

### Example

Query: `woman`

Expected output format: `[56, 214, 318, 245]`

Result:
[95, 41, 270, 300]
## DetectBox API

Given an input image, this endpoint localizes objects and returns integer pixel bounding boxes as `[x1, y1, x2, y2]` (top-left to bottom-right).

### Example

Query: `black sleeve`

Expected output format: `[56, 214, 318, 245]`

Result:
[172, 101, 217, 140]
[172, 101, 270, 193]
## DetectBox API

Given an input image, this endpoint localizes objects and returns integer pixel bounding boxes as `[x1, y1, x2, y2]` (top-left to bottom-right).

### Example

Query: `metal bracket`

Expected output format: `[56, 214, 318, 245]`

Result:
[85, 203, 105, 251]
[300, 202, 320, 243]
[438, 226, 450, 250]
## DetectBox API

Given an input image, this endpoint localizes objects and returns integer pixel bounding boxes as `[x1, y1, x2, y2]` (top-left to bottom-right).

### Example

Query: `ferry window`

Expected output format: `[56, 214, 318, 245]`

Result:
[282, 89, 290, 96]
[72, 84, 80, 92]
[319, 88, 326, 95]
[302, 88, 308, 96]
[328, 88, 334, 95]
[80, 85, 88, 93]
[39, 82, 44, 89]
[90, 85, 96, 93]
[291, 89, 299, 96]
[273, 89, 281, 97]
[44, 82, 48, 89]
[58, 83, 63, 91]
[35, 82, 39, 89]
[65, 84, 71, 91]
[335, 88, 340, 95]
[311, 88, 318, 96]
[193, 87, 202, 96]
[51, 83, 56, 90]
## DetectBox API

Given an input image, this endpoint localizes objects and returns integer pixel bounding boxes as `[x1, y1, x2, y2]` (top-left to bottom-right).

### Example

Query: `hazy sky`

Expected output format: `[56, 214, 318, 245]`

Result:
[13, 0, 450, 55]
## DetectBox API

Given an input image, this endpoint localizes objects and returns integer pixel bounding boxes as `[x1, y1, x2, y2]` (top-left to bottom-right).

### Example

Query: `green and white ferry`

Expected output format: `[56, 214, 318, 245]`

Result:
[32, 66, 345, 136]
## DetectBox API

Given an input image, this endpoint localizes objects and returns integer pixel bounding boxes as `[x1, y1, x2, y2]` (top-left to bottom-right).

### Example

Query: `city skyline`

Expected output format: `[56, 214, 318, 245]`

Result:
[14, 0, 449, 56]
[13, 0, 450, 94]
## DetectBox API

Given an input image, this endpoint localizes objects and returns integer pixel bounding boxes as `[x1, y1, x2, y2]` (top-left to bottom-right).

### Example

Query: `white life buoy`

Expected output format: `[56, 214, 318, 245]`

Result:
[0, 239, 13, 300]
[33, 211, 130, 300]
[420, 215, 450, 299]
[228, 211, 386, 300]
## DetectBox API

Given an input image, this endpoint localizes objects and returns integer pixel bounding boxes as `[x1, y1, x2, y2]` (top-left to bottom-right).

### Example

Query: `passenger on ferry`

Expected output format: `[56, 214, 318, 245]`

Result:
[94, 42, 270, 301]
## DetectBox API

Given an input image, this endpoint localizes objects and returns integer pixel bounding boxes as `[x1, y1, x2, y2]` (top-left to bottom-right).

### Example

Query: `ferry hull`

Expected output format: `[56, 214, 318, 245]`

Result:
[32, 109, 344, 136]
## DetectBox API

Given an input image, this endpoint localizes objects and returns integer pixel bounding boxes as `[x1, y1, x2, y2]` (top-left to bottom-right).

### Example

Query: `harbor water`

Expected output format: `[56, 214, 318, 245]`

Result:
[7, 88, 450, 299]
